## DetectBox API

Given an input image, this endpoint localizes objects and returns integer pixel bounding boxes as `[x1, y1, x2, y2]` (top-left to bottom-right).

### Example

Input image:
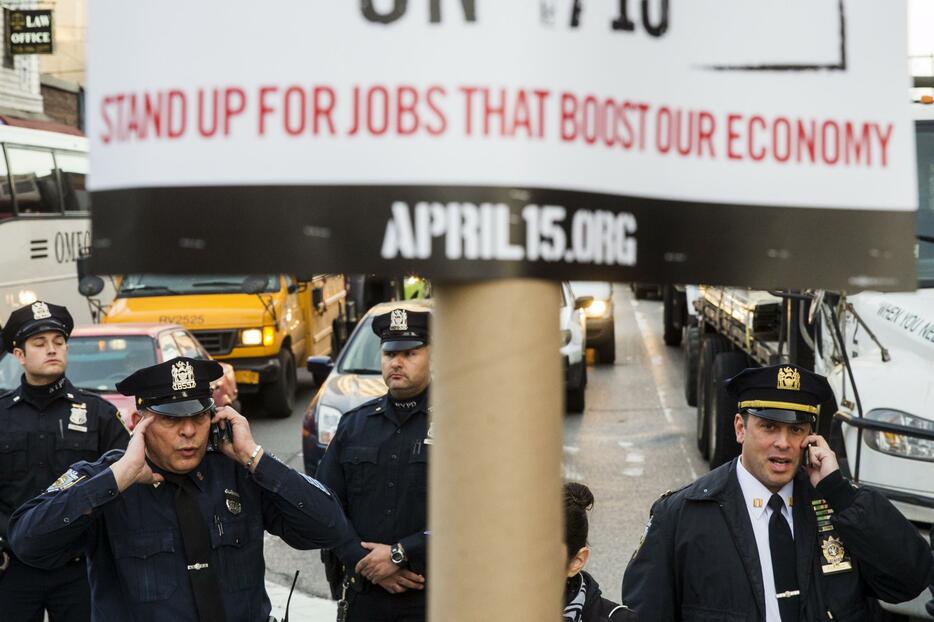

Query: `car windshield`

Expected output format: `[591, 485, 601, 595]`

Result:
[338, 316, 382, 374]
[117, 274, 279, 297]
[0, 352, 21, 391]
[67, 336, 158, 391]
[917, 121, 934, 288]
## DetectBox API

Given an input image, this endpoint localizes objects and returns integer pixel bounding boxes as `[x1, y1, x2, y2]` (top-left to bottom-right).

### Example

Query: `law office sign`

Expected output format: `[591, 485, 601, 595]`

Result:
[87, 1, 918, 291]
[8, 9, 53, 55]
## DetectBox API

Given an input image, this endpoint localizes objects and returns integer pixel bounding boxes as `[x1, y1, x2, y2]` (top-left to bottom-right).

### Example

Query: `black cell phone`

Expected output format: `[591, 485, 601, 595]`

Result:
[209, 415, 233, 451]
[804, 443, 815, 467]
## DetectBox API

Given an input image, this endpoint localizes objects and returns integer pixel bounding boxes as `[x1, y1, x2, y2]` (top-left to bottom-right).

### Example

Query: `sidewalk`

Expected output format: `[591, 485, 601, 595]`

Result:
[266, 580, 336, 621]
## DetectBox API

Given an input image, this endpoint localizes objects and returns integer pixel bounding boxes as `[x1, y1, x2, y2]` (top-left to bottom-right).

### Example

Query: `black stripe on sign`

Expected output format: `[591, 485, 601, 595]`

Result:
[88, 185, 916, 291]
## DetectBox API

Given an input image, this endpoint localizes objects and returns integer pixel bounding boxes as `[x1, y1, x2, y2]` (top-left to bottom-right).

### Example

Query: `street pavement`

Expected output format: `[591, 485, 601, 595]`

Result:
[254, 283, 706, 609]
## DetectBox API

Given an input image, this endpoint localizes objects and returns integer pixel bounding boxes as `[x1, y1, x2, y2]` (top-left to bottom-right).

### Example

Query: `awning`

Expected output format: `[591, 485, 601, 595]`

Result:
[0, 115, 83, 136]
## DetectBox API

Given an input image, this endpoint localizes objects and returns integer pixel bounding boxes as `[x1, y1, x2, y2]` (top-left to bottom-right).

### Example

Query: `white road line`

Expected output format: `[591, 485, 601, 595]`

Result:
[630, 295, 699, 480]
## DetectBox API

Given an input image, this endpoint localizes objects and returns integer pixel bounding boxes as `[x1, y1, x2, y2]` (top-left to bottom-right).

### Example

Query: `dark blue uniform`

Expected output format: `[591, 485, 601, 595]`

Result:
[316, 390, 430, 621]
[9, 448, 367, 622]
[0, 376, 129, 622]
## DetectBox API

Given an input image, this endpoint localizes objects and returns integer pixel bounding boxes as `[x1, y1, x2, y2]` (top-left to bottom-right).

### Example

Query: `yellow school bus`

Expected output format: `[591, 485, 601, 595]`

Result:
[102, 274, 347, 417]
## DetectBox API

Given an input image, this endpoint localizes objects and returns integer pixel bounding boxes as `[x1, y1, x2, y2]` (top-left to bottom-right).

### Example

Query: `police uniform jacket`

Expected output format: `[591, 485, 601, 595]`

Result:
[8, 448, 367, 622]
[621, 458, 934, 621]
[316, 391, 430, 574]
[0, 376, 128, 545]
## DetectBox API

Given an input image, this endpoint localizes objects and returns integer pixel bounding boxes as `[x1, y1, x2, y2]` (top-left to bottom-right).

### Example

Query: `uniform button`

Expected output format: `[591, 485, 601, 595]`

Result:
[38, 462, 45, 467]
[63, 517, 70, 523]
[298, 502, 304, 508]
[38, 433, 45, 439]
[108, 490, 115, 496]
[386, 509, 392, 515]
[395, 429, 401, 435]
[391, 454, 398, 461]
[235, 538, 240, 545]
[388, 482, 395, 488]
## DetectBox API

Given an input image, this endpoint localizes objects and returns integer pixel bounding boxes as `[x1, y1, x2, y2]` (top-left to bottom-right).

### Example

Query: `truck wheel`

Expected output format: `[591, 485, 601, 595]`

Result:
[663, 286, 683, 346]
[263, 350, 297, 419]
[597, 327, 616, 365]
[696, 333, 729, 458]
[683, 325, 700, 407]
[566, 363, 586, 413]
[707, 352, 749, 469]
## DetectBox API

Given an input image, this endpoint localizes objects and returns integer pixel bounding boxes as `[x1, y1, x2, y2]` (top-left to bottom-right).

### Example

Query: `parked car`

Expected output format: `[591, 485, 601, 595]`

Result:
[570, 281, 615, 364]
[562, 282, 590, 413]
[66, 323, 238, 428]
[302, 300, 431, 475]
[0, 350, 19, 392]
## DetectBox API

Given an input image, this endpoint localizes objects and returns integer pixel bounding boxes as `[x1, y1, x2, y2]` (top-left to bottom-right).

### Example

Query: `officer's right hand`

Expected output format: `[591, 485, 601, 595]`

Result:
[111, 416, 164, 492]
[377, 570, 425, 594]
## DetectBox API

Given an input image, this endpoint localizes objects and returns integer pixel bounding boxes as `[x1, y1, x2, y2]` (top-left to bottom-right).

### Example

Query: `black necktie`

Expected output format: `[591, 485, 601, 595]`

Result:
[768, 493, 799, 622]
[164, 473, 226, 622]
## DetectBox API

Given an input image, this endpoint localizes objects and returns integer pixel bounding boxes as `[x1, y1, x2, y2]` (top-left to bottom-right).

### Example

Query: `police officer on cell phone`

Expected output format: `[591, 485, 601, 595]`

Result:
[317, 308, 432, 622]
[621, 364, 934, 621]
[0, 301, 129, 622]
[8, 357, 367, 622]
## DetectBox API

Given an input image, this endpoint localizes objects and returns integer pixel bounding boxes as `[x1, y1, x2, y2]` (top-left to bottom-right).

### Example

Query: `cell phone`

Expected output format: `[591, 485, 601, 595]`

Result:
[209, 416, 234, 451]
[804, 443, 815, 467]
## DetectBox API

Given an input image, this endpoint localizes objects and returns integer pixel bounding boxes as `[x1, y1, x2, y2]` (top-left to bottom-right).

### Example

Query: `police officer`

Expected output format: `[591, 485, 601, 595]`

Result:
[317, 308, 432, 622]
[0, 301, 129, 622]
[8, 357, 367, 622]
[621, 364, 934, 621]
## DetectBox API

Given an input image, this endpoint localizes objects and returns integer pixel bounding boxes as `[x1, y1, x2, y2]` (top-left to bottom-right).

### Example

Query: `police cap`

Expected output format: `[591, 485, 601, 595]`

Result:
[726, 363, 833, 425]
[116, 357, 222, 417]
[2, 301, 74, 352]
[372, 308, 430, 353]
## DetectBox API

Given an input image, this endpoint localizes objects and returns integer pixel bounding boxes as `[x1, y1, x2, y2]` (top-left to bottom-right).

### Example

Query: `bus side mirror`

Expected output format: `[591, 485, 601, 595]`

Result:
[78, 275, 105, 298]
[312, 286, 325, 308]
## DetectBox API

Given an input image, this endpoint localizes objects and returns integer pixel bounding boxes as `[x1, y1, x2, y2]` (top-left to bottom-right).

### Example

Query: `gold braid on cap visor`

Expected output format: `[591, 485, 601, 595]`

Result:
[738, 400, 818, 415]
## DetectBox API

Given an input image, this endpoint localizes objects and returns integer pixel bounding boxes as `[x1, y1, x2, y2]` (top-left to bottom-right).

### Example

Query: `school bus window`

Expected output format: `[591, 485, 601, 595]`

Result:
[8, 146, 61, 215]
[55, 150, 89, 213]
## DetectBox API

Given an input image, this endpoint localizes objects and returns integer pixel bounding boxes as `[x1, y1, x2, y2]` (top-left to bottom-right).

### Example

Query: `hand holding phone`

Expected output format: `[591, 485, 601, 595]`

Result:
[802, 434, 840, 487]
[210, 406, 260, 467]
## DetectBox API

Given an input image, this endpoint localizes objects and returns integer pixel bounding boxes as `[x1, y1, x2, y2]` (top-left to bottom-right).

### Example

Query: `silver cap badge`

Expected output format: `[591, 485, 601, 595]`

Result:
[31, 301, 51, 320]
[390, 309, 408, 332]
[171, 360, 196, 391]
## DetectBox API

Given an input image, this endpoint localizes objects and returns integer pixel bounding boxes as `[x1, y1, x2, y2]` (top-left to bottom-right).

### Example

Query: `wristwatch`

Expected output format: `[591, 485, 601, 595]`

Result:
[390, 543, 407, 566]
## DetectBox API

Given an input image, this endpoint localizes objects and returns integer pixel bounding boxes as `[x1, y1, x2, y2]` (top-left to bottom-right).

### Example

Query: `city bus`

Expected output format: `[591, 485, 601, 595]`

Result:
[0, 124, 107, 328]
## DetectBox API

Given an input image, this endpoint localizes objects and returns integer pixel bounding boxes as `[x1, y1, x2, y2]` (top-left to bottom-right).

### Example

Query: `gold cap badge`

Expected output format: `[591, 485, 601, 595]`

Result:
[777, 366, 801, 391]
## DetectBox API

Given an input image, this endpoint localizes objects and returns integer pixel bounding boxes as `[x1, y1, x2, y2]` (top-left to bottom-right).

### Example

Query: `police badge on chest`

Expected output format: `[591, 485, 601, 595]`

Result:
[68, 403, 88, 433]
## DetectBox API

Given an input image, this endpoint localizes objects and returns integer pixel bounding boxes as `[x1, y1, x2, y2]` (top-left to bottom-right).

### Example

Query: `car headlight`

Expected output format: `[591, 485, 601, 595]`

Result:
[863, 409, 934, 462]
[561, 329, 572, 346]
[316, 404, 343, 446]
[585, 299, 609, 318]
[241, 326, 275, 346]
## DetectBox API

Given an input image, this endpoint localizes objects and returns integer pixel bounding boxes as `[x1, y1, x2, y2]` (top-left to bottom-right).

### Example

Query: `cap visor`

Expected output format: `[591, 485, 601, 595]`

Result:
[381, 339, 426, 353]
[20, 323, 67, 340]
[744, 408, 814, 425]
[147, 398, 215, 417]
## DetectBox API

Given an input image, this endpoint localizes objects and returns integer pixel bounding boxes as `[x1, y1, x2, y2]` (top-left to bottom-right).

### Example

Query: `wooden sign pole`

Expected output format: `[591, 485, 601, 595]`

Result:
[429, 279, 565, 620]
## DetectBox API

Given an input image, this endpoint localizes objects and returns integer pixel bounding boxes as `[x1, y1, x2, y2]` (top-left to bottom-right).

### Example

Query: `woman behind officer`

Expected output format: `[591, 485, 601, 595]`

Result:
[563, 482, 635, 622]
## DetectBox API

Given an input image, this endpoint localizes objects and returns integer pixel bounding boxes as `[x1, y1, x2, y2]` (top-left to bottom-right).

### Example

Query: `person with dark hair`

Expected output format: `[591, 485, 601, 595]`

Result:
[622, 364, 933, 621]
[563, 482, 636, 622]
[0, 301, 129, 622]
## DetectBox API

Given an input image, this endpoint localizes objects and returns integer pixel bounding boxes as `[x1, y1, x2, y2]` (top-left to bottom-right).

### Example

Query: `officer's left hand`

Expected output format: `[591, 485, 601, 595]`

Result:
[802, 434, 839, 487]
[356, 543, 399, 583]
[211, 406, 261, 470]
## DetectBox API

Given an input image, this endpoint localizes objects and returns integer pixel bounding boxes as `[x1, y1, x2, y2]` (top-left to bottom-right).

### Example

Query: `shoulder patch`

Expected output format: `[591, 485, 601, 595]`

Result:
[301, 473, 332, 497]
[46, 469, 86, 493]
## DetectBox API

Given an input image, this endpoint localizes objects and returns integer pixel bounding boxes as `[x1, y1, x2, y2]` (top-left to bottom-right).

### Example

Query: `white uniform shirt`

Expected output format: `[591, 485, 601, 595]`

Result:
[736, 457, 795, 622]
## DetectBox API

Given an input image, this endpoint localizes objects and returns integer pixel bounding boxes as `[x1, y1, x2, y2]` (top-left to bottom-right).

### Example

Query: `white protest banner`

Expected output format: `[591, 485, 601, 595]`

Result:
[87, 0, 917, 289]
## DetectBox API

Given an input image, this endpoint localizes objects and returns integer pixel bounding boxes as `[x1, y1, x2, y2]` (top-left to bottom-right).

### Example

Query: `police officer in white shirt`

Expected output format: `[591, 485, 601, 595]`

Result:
[622, 364, 934, 621]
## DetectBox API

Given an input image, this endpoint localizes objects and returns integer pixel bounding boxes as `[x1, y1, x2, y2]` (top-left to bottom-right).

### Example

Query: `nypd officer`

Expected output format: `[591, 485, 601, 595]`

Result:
[0, 301, 129, 622]
[8, 357, 367, 622]
[621, 363, 934, 621]
[317, 308, 432, 622]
